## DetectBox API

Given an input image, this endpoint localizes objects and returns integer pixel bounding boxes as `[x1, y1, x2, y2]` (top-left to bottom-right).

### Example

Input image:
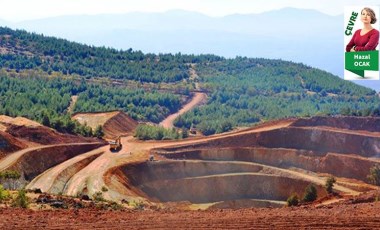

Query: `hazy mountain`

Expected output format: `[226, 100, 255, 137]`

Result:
[2, 8, 379, 91]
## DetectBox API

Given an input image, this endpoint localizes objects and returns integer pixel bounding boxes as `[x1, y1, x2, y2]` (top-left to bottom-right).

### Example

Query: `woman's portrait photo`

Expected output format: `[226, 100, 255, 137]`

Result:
[346, 7, 379, 52]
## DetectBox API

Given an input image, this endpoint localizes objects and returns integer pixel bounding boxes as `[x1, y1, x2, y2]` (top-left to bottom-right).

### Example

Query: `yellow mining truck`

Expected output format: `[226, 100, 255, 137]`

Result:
[109, 136, 122, 152]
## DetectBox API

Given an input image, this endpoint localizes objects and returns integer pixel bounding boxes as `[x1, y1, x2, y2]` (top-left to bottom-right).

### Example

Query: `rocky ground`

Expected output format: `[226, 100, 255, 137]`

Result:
[1, 201, 380, 229]
[0, 190, 380, 229]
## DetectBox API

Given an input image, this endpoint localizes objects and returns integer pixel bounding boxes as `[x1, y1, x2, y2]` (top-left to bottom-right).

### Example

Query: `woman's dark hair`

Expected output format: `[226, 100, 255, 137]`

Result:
[362, 7, 377, 24]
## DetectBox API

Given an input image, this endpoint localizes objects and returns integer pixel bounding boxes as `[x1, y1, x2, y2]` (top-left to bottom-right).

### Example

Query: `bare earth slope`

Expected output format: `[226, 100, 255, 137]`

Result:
[0, 130, 27, 158]
[0, 115, 106, 189]
[72, 111, 137, 139]
[0, 115, 100, 159]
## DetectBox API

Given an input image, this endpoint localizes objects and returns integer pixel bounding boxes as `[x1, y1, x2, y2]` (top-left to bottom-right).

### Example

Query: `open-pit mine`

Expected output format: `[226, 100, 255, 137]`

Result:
[2, 114, 379, 210]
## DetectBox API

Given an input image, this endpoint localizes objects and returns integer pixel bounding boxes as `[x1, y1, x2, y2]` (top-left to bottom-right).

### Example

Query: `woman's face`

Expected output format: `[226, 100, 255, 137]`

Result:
[361, 9, 372, 24]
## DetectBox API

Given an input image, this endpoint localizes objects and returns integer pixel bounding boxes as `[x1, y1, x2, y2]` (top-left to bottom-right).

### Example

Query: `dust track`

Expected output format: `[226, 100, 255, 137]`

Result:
[159, 92, 206, 128]
[0, 143, 99, 172]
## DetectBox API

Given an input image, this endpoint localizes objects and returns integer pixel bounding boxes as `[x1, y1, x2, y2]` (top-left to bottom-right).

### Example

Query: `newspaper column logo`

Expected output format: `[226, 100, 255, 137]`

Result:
[344, 6, 379, 80]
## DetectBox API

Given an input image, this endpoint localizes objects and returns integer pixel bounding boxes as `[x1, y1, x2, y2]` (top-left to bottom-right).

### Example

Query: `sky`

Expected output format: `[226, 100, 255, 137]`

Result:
[0, 0, 379, 22]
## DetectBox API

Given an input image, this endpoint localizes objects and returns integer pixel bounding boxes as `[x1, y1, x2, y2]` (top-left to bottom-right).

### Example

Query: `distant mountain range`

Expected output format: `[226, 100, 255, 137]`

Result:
[0, 8, 379, 91]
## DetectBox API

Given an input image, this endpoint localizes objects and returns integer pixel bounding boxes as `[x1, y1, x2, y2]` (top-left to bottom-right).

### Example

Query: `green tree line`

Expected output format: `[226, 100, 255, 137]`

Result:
[0, 27, 223, 83]
[174, 58, 380, 135]
[0, 75, 182, 134]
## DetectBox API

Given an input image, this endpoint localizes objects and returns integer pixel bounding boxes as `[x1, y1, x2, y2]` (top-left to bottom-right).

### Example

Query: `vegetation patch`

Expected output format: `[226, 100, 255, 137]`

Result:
[287, 193, 299, 207]
[302, 184, 318, 202]
[1, 27, 380, 137]
[368, 164, 380, 185]
[134, 124, 182, 140]
[325, 176, 336, 194]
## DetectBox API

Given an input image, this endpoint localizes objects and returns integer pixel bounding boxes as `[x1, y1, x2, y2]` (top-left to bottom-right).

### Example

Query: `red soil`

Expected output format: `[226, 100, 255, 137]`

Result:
[1, 115, 380, 229]
[72, 111, 137, 139]
[0, 130, 27, 158]
[1, 199, 380, 229]
[6, 125, 97, 145]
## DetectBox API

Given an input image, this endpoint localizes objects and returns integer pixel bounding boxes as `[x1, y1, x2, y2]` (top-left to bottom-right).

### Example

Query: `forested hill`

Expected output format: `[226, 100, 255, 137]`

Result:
[0, 27, 221, 83]
[0, 26, 379, 136]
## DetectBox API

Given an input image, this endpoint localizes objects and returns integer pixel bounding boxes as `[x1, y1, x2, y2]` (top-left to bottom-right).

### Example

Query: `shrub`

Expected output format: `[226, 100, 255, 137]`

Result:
[287, 193, 299, 207]
[0, 185, 4, 202]
[110, 201, 123, 210]
[94, 125, 104, 139]
[130, 200, 144, 210]
[181, 128, 189, 138]
[93, 191, 105, 202]
[134, 124, 181, 140]
[325, 176, 336, 194]
[0, 185, 10, 202]
[303, 184, 317, 202]
[368, 164, 380, 185]
[0, 170, 21, 190]
[12, 189, 29, 208]
[101, 186, 108, 192]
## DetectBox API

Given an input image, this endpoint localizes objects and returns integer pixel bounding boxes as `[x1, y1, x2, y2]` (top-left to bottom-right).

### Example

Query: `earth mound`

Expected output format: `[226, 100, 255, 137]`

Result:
[0, 115, 42, 128]
[0, 115, 106, 174]
[291, 116, 380, 132]
[0, 115, 98, 145]
[0, 130, 27, 158]
[72, 111, 138, 139]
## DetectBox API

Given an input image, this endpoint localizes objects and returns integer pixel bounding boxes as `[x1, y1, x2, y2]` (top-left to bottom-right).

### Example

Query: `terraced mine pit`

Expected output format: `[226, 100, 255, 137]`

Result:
[2, 115, 380, 209]
[120, 159, 327, 208]
[113, 116, 380, 208]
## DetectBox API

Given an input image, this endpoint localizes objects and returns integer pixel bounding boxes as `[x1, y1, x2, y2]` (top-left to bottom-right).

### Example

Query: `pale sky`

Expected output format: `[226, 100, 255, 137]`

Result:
[0, 0, 379, 22]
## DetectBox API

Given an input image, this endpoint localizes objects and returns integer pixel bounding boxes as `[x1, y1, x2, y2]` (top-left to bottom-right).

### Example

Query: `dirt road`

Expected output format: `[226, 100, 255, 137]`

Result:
[21, 118, 297, 201]
[26, 146, 107, 193]
[159, 92, 206, 128]
[9, 114, 378, 209]
[0, 143, 99, 172]
[67, 95, 78, 114]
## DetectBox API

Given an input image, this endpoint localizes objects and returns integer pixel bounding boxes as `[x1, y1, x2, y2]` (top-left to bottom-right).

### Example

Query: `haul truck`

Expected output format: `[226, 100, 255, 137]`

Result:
[109, 136, 122, 151]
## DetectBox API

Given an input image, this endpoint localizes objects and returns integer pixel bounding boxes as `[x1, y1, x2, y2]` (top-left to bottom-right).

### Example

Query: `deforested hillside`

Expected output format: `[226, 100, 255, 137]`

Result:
[72, 111, 138, 139]
[0, 26, 379, 136]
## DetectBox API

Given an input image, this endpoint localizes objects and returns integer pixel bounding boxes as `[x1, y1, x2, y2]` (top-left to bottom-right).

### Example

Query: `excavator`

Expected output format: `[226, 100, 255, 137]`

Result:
[109, 136, 122, 152]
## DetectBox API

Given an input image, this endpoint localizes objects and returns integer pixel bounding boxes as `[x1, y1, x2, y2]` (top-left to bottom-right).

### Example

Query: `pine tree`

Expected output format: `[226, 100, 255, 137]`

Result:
[94, 125, 104, 138]
[303, 184, 317, 202]
[325, 176, 336, 194]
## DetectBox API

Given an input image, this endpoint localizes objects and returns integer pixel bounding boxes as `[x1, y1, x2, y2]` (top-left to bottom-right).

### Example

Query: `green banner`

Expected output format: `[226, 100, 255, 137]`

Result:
[345, 51, 379, 77]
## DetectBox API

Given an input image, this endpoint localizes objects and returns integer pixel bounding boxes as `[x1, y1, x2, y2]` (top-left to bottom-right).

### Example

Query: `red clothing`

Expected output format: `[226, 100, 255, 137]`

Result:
[346, 29, 379, 52]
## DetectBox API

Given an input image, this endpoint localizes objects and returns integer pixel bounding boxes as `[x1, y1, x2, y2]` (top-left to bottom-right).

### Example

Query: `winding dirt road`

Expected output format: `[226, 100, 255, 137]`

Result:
[159, 64, 206, 128]
[24, 119, 294, 202]
[26, 146, 107, 194]
[2, 89, 379, 212]
[159, 92, 206, 128]
[0, 143, 100, 172]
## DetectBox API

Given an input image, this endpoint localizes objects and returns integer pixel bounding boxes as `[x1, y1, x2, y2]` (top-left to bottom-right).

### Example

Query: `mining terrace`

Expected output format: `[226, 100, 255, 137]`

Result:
[1, 114, 380, 210]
